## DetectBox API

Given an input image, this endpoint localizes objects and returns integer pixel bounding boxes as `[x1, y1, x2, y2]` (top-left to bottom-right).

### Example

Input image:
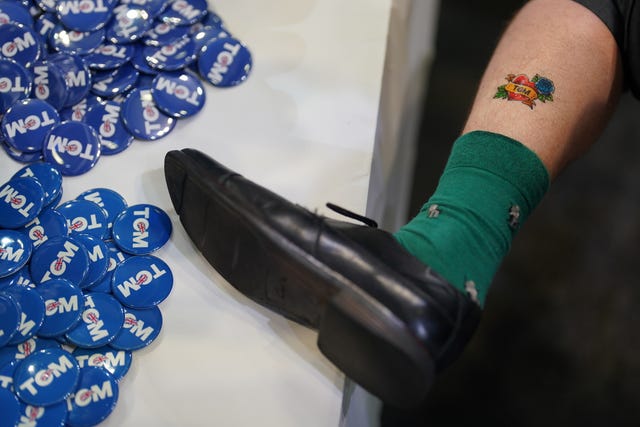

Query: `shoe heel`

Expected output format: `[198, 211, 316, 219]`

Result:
[318, 291, 435, 409]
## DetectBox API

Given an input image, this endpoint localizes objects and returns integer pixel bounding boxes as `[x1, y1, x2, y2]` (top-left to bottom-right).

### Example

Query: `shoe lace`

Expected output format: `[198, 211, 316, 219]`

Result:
[325, 202, 378, 228]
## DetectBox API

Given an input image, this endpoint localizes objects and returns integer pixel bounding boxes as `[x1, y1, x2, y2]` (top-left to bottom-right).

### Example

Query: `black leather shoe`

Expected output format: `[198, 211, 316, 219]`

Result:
[164, 148, 481, 409]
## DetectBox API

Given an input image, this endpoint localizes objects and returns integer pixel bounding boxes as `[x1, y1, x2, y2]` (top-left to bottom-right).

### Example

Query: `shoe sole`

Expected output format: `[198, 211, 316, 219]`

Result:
[165, 150, 436, 408]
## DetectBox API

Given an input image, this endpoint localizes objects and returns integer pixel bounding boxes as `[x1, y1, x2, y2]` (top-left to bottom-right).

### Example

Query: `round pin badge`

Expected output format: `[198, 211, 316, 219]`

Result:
[120, 88, 176, 140]
[0, 58, 32, 112]
[31, 60, 69, 111]
[110, 305, 162, 350]
[56, 0, 115, 32]
[47, 53, 92, 108]
[0, 23, 41, 68]
[72, 346, 132, 381]
[144, 35, 197, 71]
[65, 293, 124, 348]
[86, 239, 130, 293]
[130, 43, 158, 74]
[3, 284, 45, 345]
[77, 188, 128, 230]
[119, 0, 167, 18]
[42, 121, 102, 176]
[111, 255, 172, 308]
[159, 0, 207, 26]
[83, 42, 134, 70]
[29, 235, 89, 287]
[0, 0, 33, 27]
[56, 199, 109, 239]
[17, 401, 68, 427]
[19, 208, 69, 249]
[0, 358, 19, 389]
[0, 229, 32, 279]
[105, 6, 151, 44]
[0, 266, 33, 289]
[198, 37, 252, 87]
[13, 348, 80, 406]
[34, 278, 83, 338]
[0, 337, 61, 366]
[90, 62, 139, 98]
[2, 98, 60, 153]
[112, 204, 172, 254]
[49, 24, 105, 55]
[191, 26, 229, 53]
[151, 70, 205, 118]
[143, 20, 190, 46]
[0, 293, 21, 348]
[12, 162, 63, 208]
[73, 234, 109, 289]
[0, 177, 45, 229]
[65, 366, 118, 427]
[0, 386, 21, 426]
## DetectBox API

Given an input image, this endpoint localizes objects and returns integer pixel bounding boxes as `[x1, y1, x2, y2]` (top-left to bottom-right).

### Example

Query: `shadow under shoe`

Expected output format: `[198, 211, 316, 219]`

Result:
[164, 148, 482, 409]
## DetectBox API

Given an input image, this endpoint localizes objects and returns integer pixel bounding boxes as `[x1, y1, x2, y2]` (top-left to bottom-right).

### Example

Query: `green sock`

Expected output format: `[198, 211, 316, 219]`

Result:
[394, 131, 549, 307]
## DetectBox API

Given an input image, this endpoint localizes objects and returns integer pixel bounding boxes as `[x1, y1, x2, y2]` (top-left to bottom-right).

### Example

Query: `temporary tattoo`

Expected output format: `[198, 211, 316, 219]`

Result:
[494, 73, 555, 109]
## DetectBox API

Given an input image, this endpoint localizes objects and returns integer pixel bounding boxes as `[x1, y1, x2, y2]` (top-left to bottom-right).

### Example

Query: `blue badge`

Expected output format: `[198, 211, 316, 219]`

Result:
[83, 42, 134, 70]
[72, 346, 132, 381]
[0, 293, 21, 347]
[0, 58, 32, 111]
[136, 73, 156, 90]
[65, 366, 118, 427]
[17, 400, 68, 427]
[151, 70, 205, 118]
[56, 199, 109, 239]
[111, 255, 172, 308]
[90, 62, 139, 98]
[13, 348, 80, 406]
[0, 386, 20, 427]
[105, 6, 151, 44]
[76, 188, 128, 230]
[86, 239, 130, 293]
[2, 141, 44, 163]
[84, 101, 134, 156]
[191, 25, 229, 53]
[65, 293, 124, 348]
[31, 60, 69, 111]
[130, 43, 158, 74]
[0, 266, 33, 289]
[110, 305, 162, 351]
[144, 35, 197, 71]
[2, 285, 45, 345]
[143, 20, 190, 46]
[112, 204, 172, 254]
[159, 0, 207, 26]
[12, 162, 63, 208]
[2, 98, 60, 153]
[56, 0, 115, 32]
[29, 235, 89, 287]
[198, 37, 252, 87]
[34, 278, 83, 338]
[42, 121, 102, 176]
[73, 234, 109, 289]
[0, 230, 32, 279]
[48, 23, 105, 55]
[0, 337, 61, 366]
[59, 96, 100, 122]
[34, 12, 59, 39]
[47, 53, 92, 108]
[0, 0, 33, 27]
[0, 23, 41, 68]
[20, 208, 68, 249]
[120, 88, 176, 140]
[0, 177, 45, 229]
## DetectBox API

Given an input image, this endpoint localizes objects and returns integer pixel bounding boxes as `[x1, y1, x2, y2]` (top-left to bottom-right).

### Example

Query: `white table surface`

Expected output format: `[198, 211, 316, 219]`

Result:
[0, 1, 392, 425]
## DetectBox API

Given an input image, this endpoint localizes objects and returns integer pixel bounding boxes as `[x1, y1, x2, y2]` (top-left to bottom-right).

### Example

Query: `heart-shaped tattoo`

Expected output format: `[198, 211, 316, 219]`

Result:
[494, 73, 555, 109]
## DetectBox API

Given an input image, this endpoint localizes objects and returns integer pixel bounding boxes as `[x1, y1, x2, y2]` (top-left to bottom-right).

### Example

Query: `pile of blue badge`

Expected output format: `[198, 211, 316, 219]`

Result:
[0, 0, 253, 174]
[0, 163, 173, 426]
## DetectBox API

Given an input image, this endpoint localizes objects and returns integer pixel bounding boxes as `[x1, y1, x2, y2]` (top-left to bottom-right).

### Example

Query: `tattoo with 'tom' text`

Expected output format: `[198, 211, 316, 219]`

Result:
[494, 73, 555, 109]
